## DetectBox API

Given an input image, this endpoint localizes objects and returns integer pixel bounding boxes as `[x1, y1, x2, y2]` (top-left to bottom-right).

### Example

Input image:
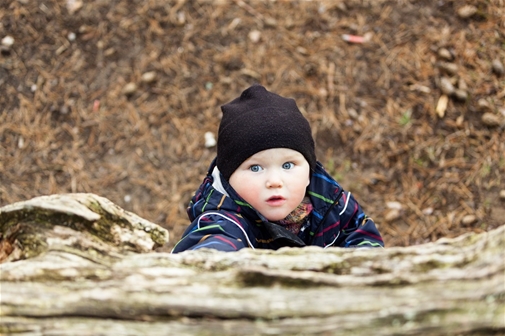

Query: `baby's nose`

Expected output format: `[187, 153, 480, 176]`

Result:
[266, 172, 283, 188]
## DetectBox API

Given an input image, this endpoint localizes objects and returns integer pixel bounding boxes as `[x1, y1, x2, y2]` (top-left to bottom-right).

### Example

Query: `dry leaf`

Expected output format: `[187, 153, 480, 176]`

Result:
[436, 95, 449, 118]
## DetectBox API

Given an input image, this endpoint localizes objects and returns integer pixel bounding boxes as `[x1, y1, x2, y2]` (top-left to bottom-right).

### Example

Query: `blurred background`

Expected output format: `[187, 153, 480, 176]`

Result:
[1, 0, 504, 248]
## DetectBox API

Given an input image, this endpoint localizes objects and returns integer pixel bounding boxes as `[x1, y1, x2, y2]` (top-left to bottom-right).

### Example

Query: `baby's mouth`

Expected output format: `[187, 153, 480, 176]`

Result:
[266, 196, 286, 205]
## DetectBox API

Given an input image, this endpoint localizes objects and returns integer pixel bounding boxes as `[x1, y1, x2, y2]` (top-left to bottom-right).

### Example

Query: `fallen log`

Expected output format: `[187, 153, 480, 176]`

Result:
[0, 194, 503, 335]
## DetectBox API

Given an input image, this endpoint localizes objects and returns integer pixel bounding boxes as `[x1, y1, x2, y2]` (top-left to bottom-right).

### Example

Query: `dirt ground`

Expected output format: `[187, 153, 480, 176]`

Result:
[1, 0, 504, 249]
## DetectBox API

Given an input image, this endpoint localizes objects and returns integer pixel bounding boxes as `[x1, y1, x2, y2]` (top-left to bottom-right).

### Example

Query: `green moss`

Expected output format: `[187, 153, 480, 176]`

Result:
[149, 227, 169, 247]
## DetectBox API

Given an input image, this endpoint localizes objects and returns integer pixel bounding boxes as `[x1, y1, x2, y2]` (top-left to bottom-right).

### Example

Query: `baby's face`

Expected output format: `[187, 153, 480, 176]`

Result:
[229, 148, 310, 221]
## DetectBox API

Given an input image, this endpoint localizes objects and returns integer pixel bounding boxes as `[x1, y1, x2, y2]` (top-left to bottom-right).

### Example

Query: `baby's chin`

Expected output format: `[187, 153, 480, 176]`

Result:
[263, 212, 290, 222]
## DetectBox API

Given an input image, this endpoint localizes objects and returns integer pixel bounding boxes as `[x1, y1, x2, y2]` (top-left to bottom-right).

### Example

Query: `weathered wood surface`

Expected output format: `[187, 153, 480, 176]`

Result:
[0, 194, 504, 335]
[0, 193, 169, 263]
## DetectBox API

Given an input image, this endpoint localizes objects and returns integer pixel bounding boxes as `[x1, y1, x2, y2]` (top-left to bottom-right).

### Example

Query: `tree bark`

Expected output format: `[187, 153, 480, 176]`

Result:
[1, 194, 503, 335]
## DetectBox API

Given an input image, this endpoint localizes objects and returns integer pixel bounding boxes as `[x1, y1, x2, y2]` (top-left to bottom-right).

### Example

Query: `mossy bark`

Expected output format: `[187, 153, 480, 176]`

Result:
[1, 194, 504, 335]
[0, 193, 169, 264]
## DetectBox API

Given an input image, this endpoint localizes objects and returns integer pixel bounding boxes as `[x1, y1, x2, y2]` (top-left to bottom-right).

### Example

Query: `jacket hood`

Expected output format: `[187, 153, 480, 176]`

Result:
[187, 158, 265, 223]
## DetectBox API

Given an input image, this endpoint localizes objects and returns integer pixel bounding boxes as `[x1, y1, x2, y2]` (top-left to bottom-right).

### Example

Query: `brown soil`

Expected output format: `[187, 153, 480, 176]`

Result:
[1, 0, 504, 249]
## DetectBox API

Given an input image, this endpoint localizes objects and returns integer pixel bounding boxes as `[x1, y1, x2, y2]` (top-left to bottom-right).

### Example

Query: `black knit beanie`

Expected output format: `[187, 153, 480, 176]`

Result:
[217, 84, 316, 181]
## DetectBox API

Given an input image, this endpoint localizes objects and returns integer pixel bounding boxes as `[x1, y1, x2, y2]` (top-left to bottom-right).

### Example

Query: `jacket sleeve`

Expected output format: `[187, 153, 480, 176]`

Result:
[337, 192, 384, 248]
[171, 211, 253, 253]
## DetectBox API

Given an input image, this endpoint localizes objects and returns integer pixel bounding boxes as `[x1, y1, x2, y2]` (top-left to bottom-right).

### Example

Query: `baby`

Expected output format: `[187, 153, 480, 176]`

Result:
[172, 84, 383, 252]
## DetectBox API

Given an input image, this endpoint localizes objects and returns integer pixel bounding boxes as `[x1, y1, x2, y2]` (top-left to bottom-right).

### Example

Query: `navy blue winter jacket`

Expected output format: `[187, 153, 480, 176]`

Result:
[172, 159, 383, 252]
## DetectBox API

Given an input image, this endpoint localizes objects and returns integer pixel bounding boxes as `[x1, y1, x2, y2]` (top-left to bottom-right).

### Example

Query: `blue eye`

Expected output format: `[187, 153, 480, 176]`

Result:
[282, 162, 294, 169]
[249, 165, 262, 172]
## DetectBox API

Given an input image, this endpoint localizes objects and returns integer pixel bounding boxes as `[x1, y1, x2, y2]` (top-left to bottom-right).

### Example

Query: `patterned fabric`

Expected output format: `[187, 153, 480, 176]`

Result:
[276, 197, 313, 235]
[172, 159, 384, 253]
